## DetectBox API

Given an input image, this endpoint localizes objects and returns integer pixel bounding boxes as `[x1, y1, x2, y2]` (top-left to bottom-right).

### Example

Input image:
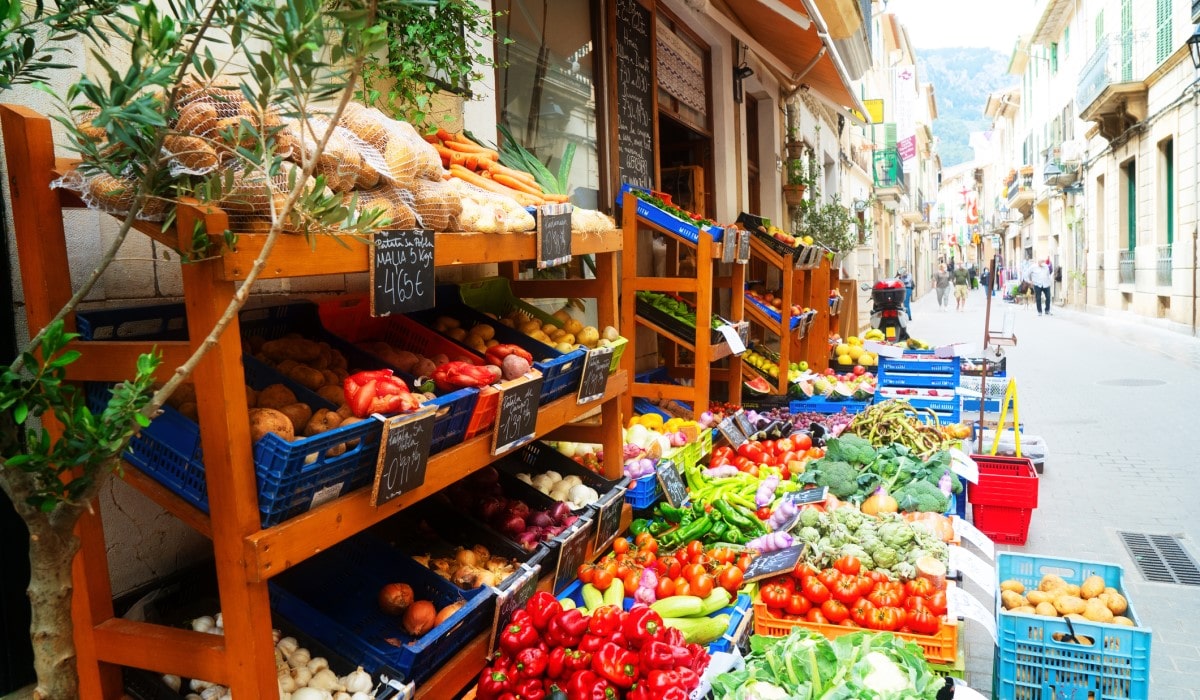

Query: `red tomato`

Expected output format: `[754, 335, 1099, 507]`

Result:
[904, 578, 935, 598]
[577, 564, 596, 584]
[907, 608, 942, 635]
[805, 608, 829, 625]
[926, 590, 948, 616]
[732, 456, 754, 472]
[736, 442, 766, 463]
[817, 568, 842, 589]
[756, 506, 772, 520]
[785, 593, 812, 615]
[612, 537, 630, 555]
[655, 577, 676, 599]
[792, 561, 818, 581]
[775, 437, 794, 453]
[821, 599, 850, 623]
[867, 588, 902, 608]
[685, 541, 704, 561]
[778, 451, 801, 466]
[855, 575, 875, 597]
[691, 574, 715, 598]
[833, 555, 861, 576]
[801, 577, 831, 605]
[805, 447, 824, 459]
[658, 556, 682, 580]
[634, 531, 656, 547]
[868, 606, 904, 631]
[709, 547, 735, 565]
[675, 579, 691, 597]
[839, 618, 859, 627]
[736, 553, 753, 571]
[592, 569, 614, 591]
[717, 566, 744, 595]
[761, 582, 792, 609]
[684, 563, 707, 582]
[792, 434, 813, 452]
[832, 576, 862, 604]
[904, 596, 929, 612]
[851, 599, 875, 626]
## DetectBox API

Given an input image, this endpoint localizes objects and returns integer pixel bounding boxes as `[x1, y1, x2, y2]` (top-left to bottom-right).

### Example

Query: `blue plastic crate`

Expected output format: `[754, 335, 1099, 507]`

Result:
[878, 356, 961, 375]
[625, 474, 660, 510]
[617, 183, 723, 245]
[788, 396, 872, 415]
[269, 533, 492, 685]
[877, 369, 960, 389]
[744, 293, 802, 331]
[995, 553, 1150, 700]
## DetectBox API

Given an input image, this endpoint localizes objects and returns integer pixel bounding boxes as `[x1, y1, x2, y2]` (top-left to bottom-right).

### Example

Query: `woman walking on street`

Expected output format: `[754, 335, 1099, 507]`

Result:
[933, 263, 951, 311]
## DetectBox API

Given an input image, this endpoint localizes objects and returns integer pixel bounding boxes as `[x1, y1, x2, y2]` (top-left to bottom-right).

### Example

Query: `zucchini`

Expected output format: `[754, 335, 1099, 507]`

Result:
[581, 583, 604, 612]
[559, 597, 577, 611]
[661, 614, 730, 645]
[602, 579, 625, 607]
[651, 595, 704, 618]
[697, 588, 733, 616]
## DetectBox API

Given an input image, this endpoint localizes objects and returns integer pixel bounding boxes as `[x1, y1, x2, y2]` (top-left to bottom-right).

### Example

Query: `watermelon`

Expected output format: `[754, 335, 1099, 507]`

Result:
[744, 377, 771, 395]
[789, 380, 814, 400]
[829, 382, 855, 401]
[853, 383, 876, 402]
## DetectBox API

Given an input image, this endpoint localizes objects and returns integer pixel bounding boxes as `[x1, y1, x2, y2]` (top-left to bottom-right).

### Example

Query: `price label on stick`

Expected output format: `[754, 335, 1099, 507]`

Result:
[537, 204, 573, 269]
[369, 229, 435, 316]
[717, 417, 747, 448]
[721, 228, 738, 263]
[489, 564, 540, 654]
[742, 544, 805, 583]
[554, 521, 593, 593]
[949, 545, 997, 597]
[655, 460, 688, 508]
[492, 373, 544, 456]
[593, 489, 625, 552]
[736, 228, 751, 264]
[371, 408, 435, 507]
[949, 448, 980, 483]
[718, 324, 746, 355]
[952, 516, 996, 560]
[576, 346, 614, 404]
[948, 585, 998, 645]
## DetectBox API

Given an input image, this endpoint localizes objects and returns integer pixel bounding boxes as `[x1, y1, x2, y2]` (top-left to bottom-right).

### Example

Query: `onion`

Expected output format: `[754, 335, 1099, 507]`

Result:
[478, 496, 504, 521]
[562, 515, 578, 527]
[470, 467, 500, 486]
[530, 511, 554, 528]
[435, 601, 465, 626]
[544, 524, 565, 537]
[501, 515, 526, 536]
[403, 600, 437, 635]
[378, 582, 414, 615]
[455, 548, 478, 568]
[516, 530, 541, 547]
[550, 501, 572, 522]
[509, 501, 531, 520]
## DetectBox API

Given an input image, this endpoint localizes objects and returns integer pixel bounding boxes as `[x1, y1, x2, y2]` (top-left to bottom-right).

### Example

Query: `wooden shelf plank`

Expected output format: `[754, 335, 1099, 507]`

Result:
[64, 340, 193, 383]
[626, 276, 698, 294]
[630, 381, 696, 403]
[244, 372, 628, 582]
[92, 619, 227, 684]
[743, 300, 788, 337]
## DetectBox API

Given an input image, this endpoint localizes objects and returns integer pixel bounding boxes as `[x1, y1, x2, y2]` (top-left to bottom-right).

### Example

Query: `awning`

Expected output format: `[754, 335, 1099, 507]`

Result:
[711, 0, 866, 118]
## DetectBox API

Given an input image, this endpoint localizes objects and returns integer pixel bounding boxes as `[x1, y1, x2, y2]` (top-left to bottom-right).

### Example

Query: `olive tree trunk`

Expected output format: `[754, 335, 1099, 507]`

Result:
[26, 515, 82, 700]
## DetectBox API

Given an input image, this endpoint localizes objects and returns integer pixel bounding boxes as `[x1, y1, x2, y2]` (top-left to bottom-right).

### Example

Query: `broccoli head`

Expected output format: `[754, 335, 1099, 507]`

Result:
[894, 479, 951, 514]
[825, 435, 876, 465]
[947, 469, 964, 494]
[813, 460, 860, 499]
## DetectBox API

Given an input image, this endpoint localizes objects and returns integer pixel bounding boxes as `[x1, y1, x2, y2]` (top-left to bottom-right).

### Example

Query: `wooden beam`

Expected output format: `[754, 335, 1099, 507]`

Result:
[64, 341, 192, 383]
[93, 619, 227, 683]
[119, 462, 213, 538]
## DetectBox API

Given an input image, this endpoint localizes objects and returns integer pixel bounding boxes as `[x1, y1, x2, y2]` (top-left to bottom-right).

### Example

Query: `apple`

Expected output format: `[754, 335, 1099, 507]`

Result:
[852, 366, 866, 376]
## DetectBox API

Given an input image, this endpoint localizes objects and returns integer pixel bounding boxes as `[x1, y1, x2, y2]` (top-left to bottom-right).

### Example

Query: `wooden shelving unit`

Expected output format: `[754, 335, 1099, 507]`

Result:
[617, 191, 745, 419]
[0, 103, 627, 699]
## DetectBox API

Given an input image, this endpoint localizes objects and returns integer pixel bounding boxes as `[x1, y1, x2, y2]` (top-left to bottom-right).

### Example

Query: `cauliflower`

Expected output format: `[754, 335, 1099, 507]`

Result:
[737, 681, 791, 699]
[859, 651, 910, 693]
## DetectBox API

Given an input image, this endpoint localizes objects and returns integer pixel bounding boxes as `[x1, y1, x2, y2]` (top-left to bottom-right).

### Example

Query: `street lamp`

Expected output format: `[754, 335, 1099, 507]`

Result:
[1043, 161, 1064, 188]
[1187, 25, 1200, 69]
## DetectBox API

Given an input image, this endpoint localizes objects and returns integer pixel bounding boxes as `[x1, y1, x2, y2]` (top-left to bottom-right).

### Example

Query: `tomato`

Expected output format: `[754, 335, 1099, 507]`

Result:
[831, 576, 862, 604]
[817, 568, 842, 589]
[833, 555, 861, 576]
[866, 570, 890, 584]
[657, 555, 682, 580]
[906, 608, 942, 635]
[600, 560, 619, 578]
[868, 606, 904, 631]
[717, 566, 744, 595]
[691, 553, 711, 568]
[792, 434, 813, 452]
[736, 553, 753, 571]
[775, 437, 794, 453]
[685, 541, 705, 562]
[792, 561, 818, 581]
[904, 578, 934, 598]
[805, 608, 829, 625]
[675, 579, 691, 597]
[631, 550, 657, 567]
[736, 442, 766, 463]
[592, 569, 614, 591]
[683, 563, 707, 583]
[867, 588, 901, 608]
[732, 456, 753, 472]
[577, 564, 596, 584]
[904, 596, 929, 612]
[634, 531, 656, 547]
[785, 593, 811, 616]
[850, 599, 875, 626]
[756, 505, 772, 520]
[691, 574, 715, 598]
[708, 547, 735, 565]
[767, 574, 796, 592]
[655, 577, 676, 599]
[615, 561, 635, 579]
[612, 537, 630, 555]
[622, 569, 641, 592]
[778, 451, 801, 467]
[839, 618, 859, 627]
[801, 577, 831, 605]
[820, 599, 850, 623]
[855, 575, 875, 597]
[805, 447, 824, 459]
[761, 582, 792, 609]
[925, 590, 948, 616]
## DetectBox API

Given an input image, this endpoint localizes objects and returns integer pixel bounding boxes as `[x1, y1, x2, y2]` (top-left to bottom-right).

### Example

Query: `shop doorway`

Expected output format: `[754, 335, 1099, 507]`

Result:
[657, 114, 713, 218]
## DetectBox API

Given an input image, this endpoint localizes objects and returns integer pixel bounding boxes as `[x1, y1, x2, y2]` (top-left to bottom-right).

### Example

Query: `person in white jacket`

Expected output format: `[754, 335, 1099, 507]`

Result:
[1028, 259, 1053, 315]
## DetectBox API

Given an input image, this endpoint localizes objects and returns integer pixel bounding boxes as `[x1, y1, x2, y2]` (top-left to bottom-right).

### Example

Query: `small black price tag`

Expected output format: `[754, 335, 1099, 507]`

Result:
[721, 228, 738, 263]
[717, 417, 747, 449]
[554, 520, 593, 594]
[733, 410, 754, 439]
[655, 460, 689, 508]
[742, 544, 806, 583]
[489, 564, 540, 654]
[492, 373, 544, 456]
[369, 229, 435, 316]
[790, 486, 828, 506]
[371, 409, 436, 507]
[593, 489, 625, 553]
[576, 346, 614, 404]
[537, 204, 574, 269]
[737, 228, 751, 264]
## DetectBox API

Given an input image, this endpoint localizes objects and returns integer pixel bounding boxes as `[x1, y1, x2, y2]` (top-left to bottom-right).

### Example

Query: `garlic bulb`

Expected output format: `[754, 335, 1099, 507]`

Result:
[292, 666, 313, 687]
[307, 656, 330, 674]
[341, 666, 373, 695]
[277, 636, 299, 657]
[161, 674, 182, 692]
[333, 693, 352, 700]
[291, 688, 333, 700]
[308, 668, 344, 692]
[200, 687, 224, 700]
[190, 679, 213, 692]
[191, 616, 215, 633]
[287, 648, 312, 669]
[278, 671, 298, 693]
[214, 613, 224, 629]
[350, 693, 371, 700]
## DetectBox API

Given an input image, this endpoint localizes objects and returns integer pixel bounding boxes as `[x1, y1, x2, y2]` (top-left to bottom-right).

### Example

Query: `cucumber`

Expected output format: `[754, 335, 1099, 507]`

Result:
[651, 595, 704, 618]
[661, 614, 731, 645]
[559, 598, 577, 611]
[602, 579, 625, 607]
[697, 588, 733, 616]
[581, 583, 604, 612]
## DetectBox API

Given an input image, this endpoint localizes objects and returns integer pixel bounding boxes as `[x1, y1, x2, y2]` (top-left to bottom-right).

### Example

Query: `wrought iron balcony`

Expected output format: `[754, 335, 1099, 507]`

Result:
[1156, 244, 1172, 286]
[1077, 33, 1149, 141]
[1119, 249, 1135, 284]
[1006, 171, 1034, 209]
[873, 148, 905, 201]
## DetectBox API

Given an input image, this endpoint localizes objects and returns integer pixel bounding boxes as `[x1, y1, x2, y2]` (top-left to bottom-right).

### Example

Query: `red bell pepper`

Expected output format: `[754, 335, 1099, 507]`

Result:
[626, 685, 654, 700]
[587, 605, 622, 636]
[432, 360, 498, 392]
[477, 668, 514, 700]
[545, 608, 588, 648]
[676, 667, 700, 691]
[566, 670, 617, 700]
[659, 626, 686, 649]
[577, 633, 604, 654]
[516, 647, 548, 679]
[514, 677, 546, 700]
[486, 343, 533, 367]
[563, 649, 593, 673]
[547, 647, 567, 679]
[643, 669, 684, 692]
[684, 643, 709, 673]
[620, 607, 662, 649]
[592, 641, 638, 689]
[637, 640, 676, 671]
[527, 591, 562, 632]
[660, 687, 689, 700]
[499, 610, 540, 657]
[342, 369, 419, 417]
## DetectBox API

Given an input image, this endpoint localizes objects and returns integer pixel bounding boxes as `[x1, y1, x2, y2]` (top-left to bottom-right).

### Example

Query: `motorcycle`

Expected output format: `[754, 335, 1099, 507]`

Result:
[861, 279, 910, 342]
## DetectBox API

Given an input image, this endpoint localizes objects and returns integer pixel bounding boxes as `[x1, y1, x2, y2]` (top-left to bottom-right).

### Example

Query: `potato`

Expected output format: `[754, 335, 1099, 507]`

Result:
[245, 386, 259, 408]
[257, 383, 297, 410]
[1104, 586, 1119, 597]
[1083, 599, 1114, 623]
[1105, 592, 1128, 615]
[1025, 590, 1054, 606]
[317, 385, 346, 406]
[1034, 601, 1058, 617]
[447, 327, 468, 342]
[469, 324, 495, 342]
[1063, 584, 1081, 597]
[285, 364, 325, 391]
[320, 369, 341, 386]
[1064, 613, 1088, 622]
[1039, 574, 1068, 592]
[1052, 595, 1086, 616]
[249, 408, 294, 442]
[1080, 575, 1105, 600]
[304, 408, 343, 437]
[1113, 616, 1135, 627]
[1001, 590, 1028, 610]
[1011, 605, 1036, 615]
[277, 403, 313, 434]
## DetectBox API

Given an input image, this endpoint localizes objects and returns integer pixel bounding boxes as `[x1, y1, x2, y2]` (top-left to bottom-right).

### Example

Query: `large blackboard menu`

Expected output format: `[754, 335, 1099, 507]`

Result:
[612, 0, 655, 190]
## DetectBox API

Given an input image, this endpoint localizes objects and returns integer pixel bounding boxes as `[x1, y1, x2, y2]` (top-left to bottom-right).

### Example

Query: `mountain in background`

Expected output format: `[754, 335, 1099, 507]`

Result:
[915, 47, 1017, 168]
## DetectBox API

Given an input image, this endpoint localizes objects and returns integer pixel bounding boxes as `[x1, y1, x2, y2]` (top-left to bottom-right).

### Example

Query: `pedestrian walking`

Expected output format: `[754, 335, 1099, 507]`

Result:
[933, 263, 951, 311]
[952, 264, 970, 311]
[979, 267, 990, 294]
[898, 268, 915, 320]
[968, 265, 978, 290]
[1030, 258, 1052, 315]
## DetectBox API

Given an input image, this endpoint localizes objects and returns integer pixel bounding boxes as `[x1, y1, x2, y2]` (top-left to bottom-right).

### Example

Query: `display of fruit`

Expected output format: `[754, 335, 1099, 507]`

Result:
[832, 335, 878, 367]
[742, 347, 802, 383]
[863, 329, 886, 342]
[791, 371, 876, 402]
[435, 310, 620, 355]
[744, 376, 772, 395]
[745, 286, 810, 319]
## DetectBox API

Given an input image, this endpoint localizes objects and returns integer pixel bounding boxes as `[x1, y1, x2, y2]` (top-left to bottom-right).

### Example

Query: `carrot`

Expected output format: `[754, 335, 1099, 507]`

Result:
[436, 127, 457, 144]
[464, 154, 483, 172]
[422, 133, 441, 144]
[449, 165, 545, 205]
[492, 172, 544, 196]
[479, 160, 538, 185]
[443, 139, 501, 160]
[542, 193, 570, 203]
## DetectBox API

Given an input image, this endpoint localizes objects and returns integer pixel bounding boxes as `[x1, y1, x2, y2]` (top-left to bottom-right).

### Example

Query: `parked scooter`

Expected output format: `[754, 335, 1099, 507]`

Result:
[861, 279, 910, 342]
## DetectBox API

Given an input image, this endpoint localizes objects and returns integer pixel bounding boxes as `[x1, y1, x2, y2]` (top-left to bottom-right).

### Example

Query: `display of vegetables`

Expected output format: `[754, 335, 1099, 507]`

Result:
[636, 290, 731, 331]
[410, 543, 518, 589]
[711, 627, 944, 699]
[999, 574, 1134, 625]
[439, 468, 580, 549]
[623, 419, 699, 479]
[844, 399, 954, 457]
[578, 535, 747, 609]
[515, 469, 601, 509]
[792, 506, 949, 581]
[799, 435, 962, 512]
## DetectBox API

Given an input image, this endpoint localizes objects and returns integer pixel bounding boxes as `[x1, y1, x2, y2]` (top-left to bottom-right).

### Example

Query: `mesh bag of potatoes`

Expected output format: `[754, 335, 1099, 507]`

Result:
[335, 102, 444, 186]
[53, 168, 172, 222]
[406, 178, 464, 232]
[343, 185, 419, 229]
[998, 573, 1133, 626]
[216, 162, 334, 233]
[277, 115, 383, 194]
[167, 80, 285, 175]
[446, 178, 535, 234]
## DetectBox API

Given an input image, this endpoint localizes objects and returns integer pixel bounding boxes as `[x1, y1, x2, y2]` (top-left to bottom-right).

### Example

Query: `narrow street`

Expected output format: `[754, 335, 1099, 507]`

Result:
[907, 285, 1200, 698]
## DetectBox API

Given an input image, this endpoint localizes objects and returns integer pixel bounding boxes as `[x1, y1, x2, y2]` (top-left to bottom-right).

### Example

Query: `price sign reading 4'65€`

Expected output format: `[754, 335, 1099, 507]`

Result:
[369, 229, 435, 316]
[371, 408, 436, 507]
[491, 373, 545, 456]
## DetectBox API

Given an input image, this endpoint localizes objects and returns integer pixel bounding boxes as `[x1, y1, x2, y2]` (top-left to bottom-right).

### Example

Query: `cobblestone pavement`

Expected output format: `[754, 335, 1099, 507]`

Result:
[906, 287, 1200, 699]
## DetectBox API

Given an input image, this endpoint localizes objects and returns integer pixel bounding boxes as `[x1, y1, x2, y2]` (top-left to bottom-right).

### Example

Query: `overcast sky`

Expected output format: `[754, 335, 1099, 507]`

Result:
[885, 0, 1037, 52]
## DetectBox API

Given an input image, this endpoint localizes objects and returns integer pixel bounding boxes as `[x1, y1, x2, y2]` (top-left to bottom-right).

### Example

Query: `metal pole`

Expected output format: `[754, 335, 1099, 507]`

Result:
[978, 256, 997, 455]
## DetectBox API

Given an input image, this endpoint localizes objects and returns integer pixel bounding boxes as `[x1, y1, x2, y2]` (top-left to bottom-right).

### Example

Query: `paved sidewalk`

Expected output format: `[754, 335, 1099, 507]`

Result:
[906, 287, 1200, 698]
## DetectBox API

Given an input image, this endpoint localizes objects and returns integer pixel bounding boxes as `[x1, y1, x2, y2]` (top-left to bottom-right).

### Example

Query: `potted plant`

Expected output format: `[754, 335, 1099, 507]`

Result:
[804, 199, 858, 262]
[783, 149, 816, 206]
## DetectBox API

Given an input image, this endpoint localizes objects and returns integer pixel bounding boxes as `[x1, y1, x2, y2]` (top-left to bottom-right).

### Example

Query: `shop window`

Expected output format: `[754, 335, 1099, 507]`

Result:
[495, 0, 601, 207]
[1121, 159, 1136, 251]
[1158, 139, 1173, 246]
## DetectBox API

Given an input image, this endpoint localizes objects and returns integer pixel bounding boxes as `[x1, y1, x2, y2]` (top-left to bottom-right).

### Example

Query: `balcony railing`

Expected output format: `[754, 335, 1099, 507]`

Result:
[1119, 249, 1135, 284]
[1006, 173, 1033, 204]
[873, 148, 905, 191]
[1077, 33, 1148, 114]
[1156, 244, 1172, 286]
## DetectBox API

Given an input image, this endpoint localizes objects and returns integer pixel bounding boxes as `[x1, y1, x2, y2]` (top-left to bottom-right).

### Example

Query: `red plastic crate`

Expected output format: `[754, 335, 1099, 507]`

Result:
[968, 454, 1038, 508]
[971, 504, 1033, 545]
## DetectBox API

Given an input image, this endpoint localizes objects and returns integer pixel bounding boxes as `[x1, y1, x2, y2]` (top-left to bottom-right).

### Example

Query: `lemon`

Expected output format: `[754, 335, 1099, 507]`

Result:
[835, 343, 851, 356]
[847, 335, 862, 346]
[847, 345, 863, 360]
[837, 354, 853, 365]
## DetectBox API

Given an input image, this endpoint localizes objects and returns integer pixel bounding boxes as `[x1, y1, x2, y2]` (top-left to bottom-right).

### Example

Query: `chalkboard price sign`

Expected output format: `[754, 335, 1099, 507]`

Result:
[717, 417, 747, 448]
[593, 489, 625, 552]
[655, 460, 688, 509]
[733, 410, 754, 439]
[742, 544, 806, 583]
[537, 204, 573, 269]
[721, 228, 738, 263]
[369, 229, 435, 316]
[612, 0, 655, 189]
[576, 346, 614, 404]
[489, 564, 540, 654]
[492, 373, 544, 456]
[736, 228, 751, 264]
[554, 521, 593, 593]
[371, 408, 436, 506]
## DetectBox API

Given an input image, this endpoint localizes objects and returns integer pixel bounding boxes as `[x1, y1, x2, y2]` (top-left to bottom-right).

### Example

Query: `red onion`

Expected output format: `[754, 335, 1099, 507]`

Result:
[550, 502, 572, 522]
[516, 530, 541, 547]
[501, 515, 526, 537]
[470, 467, 500, 486]
[544, 525, 565, 537]
[509, 501, 531, 520]
[478, 496, 504, 521]
[561, 515, 578, 527]
[530, 511, 553, 528]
